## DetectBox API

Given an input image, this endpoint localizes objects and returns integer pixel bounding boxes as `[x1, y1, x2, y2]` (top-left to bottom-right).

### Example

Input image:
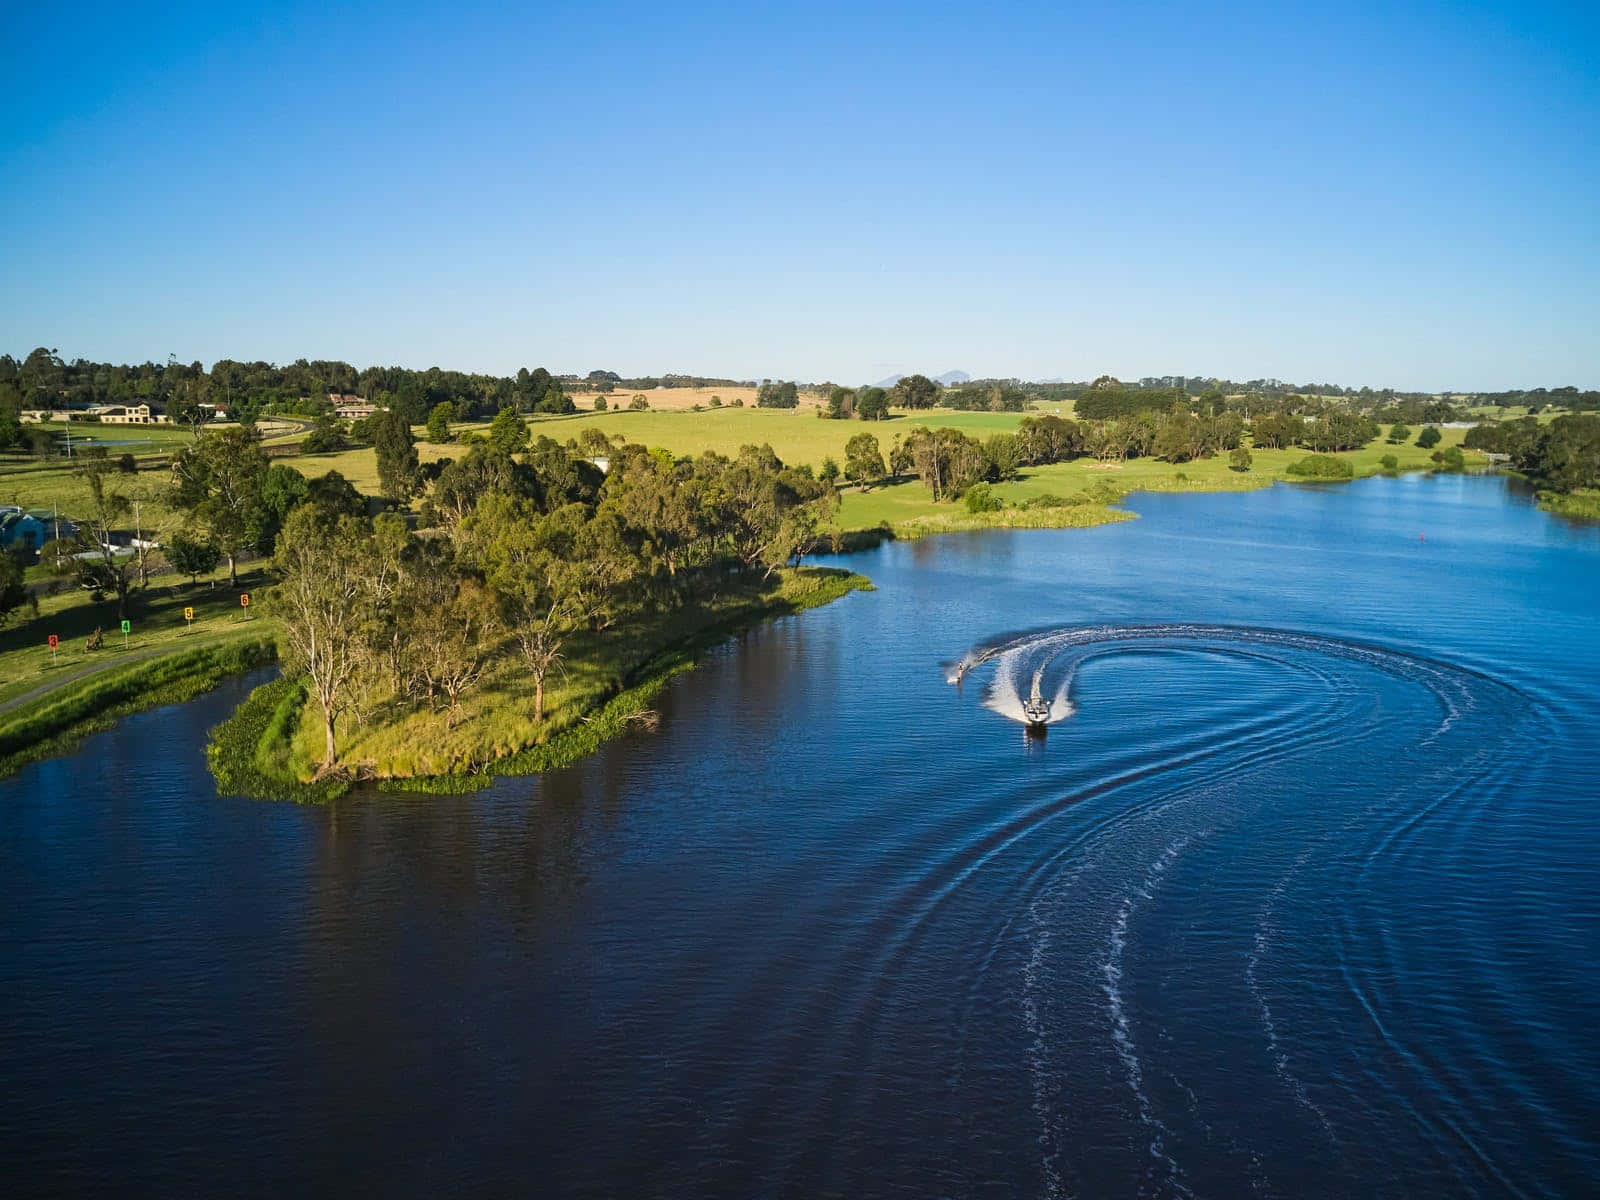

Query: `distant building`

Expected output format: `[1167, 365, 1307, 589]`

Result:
[89, 403, 157, 425]
[0, 507, 77, 552]
[22, 404, 169, 425]
[328, 393, 383, 420]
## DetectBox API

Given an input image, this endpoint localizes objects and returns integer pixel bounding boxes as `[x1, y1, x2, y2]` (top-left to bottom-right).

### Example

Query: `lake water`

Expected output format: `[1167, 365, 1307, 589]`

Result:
[4, 474, 1597, 1198]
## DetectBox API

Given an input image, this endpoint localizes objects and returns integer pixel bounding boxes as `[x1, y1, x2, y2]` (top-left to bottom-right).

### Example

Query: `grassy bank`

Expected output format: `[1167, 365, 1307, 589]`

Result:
[1539, 488, 1600, 521]
[206, 677, 347, 803]
[833, 425, 1482, 538]
[213, 566, 872, 800]
[0, 636, 276, 778]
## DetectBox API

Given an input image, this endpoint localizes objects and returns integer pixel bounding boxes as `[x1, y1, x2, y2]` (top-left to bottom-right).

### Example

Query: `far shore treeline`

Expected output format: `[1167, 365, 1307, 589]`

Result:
[4, 347, 1598, 446]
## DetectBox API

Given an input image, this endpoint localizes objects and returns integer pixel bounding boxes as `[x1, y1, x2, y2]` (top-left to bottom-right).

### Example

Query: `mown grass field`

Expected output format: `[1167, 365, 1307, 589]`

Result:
[296, 407, 937, 490]
[569, 384, 771, 411]
[0, 461, 181, 528]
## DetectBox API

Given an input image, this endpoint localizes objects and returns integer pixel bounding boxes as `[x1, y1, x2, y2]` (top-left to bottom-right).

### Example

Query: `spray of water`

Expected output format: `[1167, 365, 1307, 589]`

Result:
[981, 647, 1077, 725]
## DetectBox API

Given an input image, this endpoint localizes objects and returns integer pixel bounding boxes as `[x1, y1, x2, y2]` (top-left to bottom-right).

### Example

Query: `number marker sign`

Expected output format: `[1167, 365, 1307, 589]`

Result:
[48, 633, 58, 664]
[240, 593, 250, 608]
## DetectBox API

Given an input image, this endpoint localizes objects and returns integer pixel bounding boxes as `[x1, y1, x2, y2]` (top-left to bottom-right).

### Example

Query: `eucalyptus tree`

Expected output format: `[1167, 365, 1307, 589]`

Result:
[855, 387, 889, 421]
[370, 407, 420, 502]
[891, 374, 939, 410]
[169, 425, 268, 585]
[904, 426, 986, 501]
[843, 431, 885, 484]
[50, 450, 137, 619]
[756, 381, 799, 409]
[489, 406, 530, 455]
[426, 401, 455, 443]
[397, 544, 502, 727]
[423, 444, 536, 543]
[268, 506, 376, 772]
[465, 494, 596, 722]
[0, 550, 36, 629]
[165, 532, 222, 584]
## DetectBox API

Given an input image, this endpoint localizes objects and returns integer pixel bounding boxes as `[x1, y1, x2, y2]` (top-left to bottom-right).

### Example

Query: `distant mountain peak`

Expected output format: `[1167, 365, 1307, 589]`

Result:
[870, 369, 970, 388]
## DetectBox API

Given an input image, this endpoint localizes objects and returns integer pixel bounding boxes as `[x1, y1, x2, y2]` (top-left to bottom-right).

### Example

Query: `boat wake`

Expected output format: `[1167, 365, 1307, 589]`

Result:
[947, 623, 1511, 738]
[940, 622, 1545, 1196]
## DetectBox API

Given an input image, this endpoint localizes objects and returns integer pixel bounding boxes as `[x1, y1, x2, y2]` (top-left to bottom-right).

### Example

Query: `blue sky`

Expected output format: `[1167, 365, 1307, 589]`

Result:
[4, 0, 1596, 388]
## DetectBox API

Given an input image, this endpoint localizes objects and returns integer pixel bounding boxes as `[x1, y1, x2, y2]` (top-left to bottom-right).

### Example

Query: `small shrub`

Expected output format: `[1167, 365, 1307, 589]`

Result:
[1020, 493, 1072, 510]
[963, 482, 1002, 513]
[1229, 446, 1252, 472]
[593, 395, 607, 411]
[1416, 426, 1442, 449]
[730, 397, 744, 408]
[1286, 454, 1355, 480]
[1380, 453, 1399, 471]
[710, 396, 722, 407]
[117, 452, 138, 473]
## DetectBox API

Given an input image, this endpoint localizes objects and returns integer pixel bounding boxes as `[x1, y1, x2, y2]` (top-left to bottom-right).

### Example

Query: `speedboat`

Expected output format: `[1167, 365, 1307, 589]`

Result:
[1021, 691, 1051, 727]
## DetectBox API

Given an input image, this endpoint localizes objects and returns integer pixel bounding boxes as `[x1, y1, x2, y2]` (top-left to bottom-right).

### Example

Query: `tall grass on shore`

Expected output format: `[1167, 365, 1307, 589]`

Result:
[206, 675, 347, 803]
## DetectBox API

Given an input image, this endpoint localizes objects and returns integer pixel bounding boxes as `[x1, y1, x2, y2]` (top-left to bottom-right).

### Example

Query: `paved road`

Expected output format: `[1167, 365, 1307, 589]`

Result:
[0, 646, 180, 717]
[0, 632, 259, 719]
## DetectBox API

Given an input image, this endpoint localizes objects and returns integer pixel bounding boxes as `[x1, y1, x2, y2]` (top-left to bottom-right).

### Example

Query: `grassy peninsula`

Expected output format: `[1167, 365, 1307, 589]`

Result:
[212, 566, 868, 799]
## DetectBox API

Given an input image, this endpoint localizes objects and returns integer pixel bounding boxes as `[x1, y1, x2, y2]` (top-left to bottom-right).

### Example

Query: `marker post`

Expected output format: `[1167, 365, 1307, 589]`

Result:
[184, 606, 194, 633]
[48, 634, 58, 666]
[120, 618, 131, 650]
[240, 592, 251, 620]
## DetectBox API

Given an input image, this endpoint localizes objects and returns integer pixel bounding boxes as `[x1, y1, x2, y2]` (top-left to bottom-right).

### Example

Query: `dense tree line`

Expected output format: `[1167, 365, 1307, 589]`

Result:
[1465, 415, 1600, 492]
[1468, 387, 1599, 412]
[879, 398, 1384, 504]
[0, 349, 575, 433]
[756, 381, 799, 409]
[573, 372, 755, 392]
[8, 350, 1595, 459]
[819, 386, 888, 420]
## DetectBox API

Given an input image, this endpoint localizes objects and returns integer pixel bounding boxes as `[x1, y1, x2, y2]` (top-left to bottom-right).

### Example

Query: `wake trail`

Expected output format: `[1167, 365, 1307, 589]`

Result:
[1103, 836, 1199, 1199]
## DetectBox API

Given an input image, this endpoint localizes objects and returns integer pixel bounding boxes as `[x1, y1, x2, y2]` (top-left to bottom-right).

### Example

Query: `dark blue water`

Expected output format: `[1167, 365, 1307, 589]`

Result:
[3, 474, 1597, 1198]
